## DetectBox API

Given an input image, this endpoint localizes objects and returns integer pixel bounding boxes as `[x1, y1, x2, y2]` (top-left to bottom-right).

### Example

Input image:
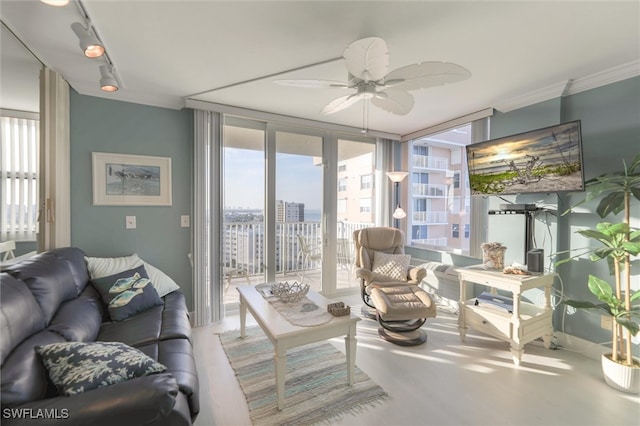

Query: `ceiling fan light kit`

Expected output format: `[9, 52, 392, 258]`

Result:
[277, 36, 471, 124]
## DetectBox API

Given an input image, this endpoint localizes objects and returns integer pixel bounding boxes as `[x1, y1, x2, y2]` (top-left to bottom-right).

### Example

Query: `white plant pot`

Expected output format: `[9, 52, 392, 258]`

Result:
[601, 353, 640, 394]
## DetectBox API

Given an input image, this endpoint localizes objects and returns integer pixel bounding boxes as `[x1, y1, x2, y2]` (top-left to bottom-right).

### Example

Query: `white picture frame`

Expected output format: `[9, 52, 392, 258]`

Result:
[92, 152, 172, 206]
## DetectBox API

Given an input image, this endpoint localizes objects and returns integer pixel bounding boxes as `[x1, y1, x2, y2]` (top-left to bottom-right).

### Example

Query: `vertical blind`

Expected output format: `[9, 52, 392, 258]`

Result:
[1, 115, 39, 241]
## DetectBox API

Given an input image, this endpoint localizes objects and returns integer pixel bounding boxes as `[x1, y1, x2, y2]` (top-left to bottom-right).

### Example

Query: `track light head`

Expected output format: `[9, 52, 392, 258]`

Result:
[99, 65, 119, 92]
[71, 22, 104, 58]
[40, 0, 70, 5]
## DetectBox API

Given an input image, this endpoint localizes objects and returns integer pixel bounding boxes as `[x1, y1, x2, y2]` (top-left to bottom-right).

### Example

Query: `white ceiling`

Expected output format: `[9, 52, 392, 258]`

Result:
[1, 0, 639, 137]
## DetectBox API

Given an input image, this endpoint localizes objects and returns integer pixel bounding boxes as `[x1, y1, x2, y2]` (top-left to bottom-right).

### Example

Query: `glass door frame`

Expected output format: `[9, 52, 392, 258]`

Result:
[221, 117, 382, 300]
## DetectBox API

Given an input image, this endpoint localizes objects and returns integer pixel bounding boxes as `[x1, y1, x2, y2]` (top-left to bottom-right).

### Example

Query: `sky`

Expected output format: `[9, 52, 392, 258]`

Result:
[224, 148, 322, 210]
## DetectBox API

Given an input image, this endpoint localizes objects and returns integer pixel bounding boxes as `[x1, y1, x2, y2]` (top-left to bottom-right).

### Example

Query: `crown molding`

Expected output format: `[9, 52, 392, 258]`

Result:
[564, 60, 640, 96]
[494, 81, 570, 113]
[494, 60, 640, 113]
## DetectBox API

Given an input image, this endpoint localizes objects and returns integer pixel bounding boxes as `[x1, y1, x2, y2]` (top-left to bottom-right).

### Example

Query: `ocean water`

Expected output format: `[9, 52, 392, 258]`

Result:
[305, 209, 321, 222]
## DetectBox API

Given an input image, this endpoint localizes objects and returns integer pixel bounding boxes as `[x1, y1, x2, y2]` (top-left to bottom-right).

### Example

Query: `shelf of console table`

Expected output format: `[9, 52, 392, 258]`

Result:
[457, 266, 556, 365]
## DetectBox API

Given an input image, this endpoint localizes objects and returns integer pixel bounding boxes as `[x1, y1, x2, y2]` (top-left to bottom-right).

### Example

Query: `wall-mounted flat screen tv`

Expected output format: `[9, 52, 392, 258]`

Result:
[466, 120, 584, 196]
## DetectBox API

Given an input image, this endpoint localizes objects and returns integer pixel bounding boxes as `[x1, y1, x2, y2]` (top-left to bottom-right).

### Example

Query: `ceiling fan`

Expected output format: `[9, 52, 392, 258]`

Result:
[275, 37, 471, 116]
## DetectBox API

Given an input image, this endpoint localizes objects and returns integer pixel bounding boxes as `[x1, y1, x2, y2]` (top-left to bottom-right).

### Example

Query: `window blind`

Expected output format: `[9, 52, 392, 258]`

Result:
[1, 115, 39, 241]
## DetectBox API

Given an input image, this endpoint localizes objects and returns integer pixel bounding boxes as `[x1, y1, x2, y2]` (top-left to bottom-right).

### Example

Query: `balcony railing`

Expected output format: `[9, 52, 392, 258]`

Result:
[412, 155, 449, 170]
[412, 237, 449, 247]
[223, 220, 372, 277]
[412, 210, 448, 224]
[412, 183, 448, 197]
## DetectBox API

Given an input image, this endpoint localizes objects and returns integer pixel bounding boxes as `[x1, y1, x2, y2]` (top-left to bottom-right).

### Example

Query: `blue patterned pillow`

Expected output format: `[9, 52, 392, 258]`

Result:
[36, 341, 167, 396]
[91, 265, 163, 321]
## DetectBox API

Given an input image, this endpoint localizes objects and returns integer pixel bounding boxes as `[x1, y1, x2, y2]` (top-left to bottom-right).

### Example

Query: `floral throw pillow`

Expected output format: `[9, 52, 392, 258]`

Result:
[36, 341, 167, 396]
[371, 251, 410, 282]
[91, 265, 163, 321]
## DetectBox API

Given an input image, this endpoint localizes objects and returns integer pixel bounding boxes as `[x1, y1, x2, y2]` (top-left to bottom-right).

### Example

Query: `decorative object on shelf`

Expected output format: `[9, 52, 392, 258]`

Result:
[481, 242, 507, 269]
[503, 266, 531, 275]
[270, 281, 310, 303]
[556, 153, 640, 393]
[92, 152, 172, 206]
[327, 302, 351, 317]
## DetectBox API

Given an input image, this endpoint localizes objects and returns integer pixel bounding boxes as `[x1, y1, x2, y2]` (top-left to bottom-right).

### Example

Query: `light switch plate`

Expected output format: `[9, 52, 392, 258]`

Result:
[181, 215, 190, 227]
[125, 216, 136, 229]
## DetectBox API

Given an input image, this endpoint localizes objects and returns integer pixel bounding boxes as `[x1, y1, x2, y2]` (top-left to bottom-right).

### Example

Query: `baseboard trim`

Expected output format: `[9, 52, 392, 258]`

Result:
[554, 332, 609, 361]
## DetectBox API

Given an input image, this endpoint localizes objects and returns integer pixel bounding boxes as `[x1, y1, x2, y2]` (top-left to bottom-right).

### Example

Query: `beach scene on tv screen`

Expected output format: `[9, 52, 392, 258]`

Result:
[467, 121, 583, 195]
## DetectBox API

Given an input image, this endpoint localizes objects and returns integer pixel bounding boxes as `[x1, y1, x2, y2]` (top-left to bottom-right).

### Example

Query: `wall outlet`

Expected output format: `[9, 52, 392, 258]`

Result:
[125, 216, 136, 229]
[181, 215, 190, 227]
[601, 315, 613, 330]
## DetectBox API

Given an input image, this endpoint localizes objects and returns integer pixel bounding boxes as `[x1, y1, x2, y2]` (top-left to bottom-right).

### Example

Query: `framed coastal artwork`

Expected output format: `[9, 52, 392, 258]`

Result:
[92, 152, 172, 206]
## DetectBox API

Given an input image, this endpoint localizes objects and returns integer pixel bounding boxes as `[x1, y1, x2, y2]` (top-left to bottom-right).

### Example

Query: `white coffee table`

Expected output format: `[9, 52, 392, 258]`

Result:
[237, 285, 360, 410]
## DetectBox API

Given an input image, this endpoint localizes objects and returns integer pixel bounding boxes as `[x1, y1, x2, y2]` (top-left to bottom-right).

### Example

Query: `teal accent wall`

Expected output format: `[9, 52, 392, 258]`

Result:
[491, 98, 563, 140]
[487, 76, 640, 350]
[69, 91, 194, 310]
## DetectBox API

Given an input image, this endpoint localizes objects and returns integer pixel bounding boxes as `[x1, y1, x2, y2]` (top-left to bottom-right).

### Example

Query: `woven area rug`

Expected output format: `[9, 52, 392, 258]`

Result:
[218, 327, 388, 425]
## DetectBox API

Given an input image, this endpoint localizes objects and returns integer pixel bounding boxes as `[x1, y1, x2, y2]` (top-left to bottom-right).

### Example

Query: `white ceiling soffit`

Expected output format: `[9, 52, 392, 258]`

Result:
[1, 1, 638, 135]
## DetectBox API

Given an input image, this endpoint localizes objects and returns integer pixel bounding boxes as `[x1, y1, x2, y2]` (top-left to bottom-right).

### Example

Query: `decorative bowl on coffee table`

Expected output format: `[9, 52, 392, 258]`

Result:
[271, 281, 309, 303]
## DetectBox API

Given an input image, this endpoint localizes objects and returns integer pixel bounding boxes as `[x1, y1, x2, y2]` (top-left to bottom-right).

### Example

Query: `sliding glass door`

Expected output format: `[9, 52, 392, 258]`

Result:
[222, 119, 266, 307]
[335, 137, 377, 291]
[221, 118, 380, 307]
[275, 130, 323, 291]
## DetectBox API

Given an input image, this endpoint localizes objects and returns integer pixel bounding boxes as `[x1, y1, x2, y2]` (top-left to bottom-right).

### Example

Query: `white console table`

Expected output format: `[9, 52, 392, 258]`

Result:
[457, 266, 556, 365]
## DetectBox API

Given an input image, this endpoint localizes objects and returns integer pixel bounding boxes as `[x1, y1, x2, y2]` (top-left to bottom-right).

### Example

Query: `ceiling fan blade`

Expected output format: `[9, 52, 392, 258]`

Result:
[321, 93, 365, 115]
[343, 37, 389, 82]
[371, 89, 414, 115]
[274, 79, 349, 89]
[384, 61, 471, 90]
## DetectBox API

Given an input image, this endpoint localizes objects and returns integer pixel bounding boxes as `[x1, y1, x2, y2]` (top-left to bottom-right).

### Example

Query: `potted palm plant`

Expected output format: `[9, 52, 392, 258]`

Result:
[557, 153, 640, 393]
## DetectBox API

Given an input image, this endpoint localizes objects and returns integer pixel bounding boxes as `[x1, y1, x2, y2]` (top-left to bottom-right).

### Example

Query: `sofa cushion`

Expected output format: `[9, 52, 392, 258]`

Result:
[372, 251, 410, 282]
[98, 292, 191, 348]
[0, 273, 46, 365]
[36, 341, 167, 397]
[85, 254, 180, 297]
[4, 252, 78, 324]
[91, 265, 163, 321]
[48, 287, 103, 342]
[1, 330, 65, 407]
[49, 247, 90, 295]
[138, 338, 200, 418]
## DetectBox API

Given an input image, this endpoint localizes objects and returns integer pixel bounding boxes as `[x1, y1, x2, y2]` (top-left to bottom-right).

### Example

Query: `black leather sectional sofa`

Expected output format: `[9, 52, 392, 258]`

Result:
[0, 247, 199, 425]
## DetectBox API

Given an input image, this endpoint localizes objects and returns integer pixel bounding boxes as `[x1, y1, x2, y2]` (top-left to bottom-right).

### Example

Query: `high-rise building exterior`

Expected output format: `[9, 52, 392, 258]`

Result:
[337, 152, 376, 225]
[408, 124, 471, 254]
[276, 200, 305, 222]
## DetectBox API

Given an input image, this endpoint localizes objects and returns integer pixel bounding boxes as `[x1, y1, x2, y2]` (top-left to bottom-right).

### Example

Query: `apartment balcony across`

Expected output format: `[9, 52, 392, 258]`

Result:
[412, 210, 448, 224]
[412, 154, 448, 171]
[412, 183, 448, 198]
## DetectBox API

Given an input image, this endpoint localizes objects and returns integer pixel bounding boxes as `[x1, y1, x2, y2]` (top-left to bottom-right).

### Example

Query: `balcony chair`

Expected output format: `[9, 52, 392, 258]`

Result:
[0, 240, 37, 269]
[353, 227, 436, 345]
[0, 240, 16, 263]
[296, 234, 322, 281]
